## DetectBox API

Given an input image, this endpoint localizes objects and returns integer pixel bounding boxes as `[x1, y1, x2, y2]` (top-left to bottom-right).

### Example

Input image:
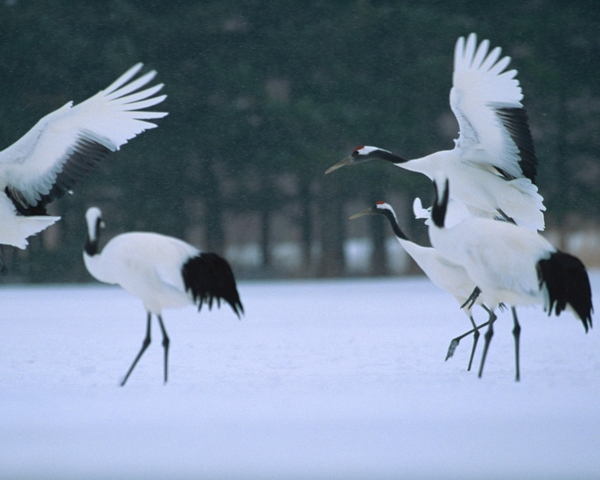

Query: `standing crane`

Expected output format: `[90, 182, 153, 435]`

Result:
[428, 176, 593, 381]
[350, 200, 493, 371]
[83, 207, 243, 386]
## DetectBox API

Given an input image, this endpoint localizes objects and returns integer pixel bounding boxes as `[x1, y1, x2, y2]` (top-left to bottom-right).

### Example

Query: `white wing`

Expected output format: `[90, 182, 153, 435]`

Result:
[0, 63, 167, 212]
[451, 33, 537, 182]
[412, 197, 430, 222]
[0, 195, 59, 248]
[413, 196, 472, 228]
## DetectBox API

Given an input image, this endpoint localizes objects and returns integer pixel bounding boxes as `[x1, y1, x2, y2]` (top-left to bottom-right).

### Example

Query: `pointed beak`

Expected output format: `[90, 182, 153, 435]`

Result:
[349, 206, 375, 220]
[325, 156, 354, 174]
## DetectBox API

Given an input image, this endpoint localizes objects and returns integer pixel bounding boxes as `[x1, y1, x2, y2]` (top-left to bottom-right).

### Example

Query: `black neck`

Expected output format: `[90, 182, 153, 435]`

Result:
[378, 209, 410, 241]
[371, 150, 408, 164]
[84, 219, 102, 256]
[431, 180, 449, 228]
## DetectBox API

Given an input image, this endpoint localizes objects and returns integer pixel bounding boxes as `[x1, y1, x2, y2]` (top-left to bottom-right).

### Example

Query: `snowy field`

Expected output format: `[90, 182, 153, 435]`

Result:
[1, 273, 599, 479]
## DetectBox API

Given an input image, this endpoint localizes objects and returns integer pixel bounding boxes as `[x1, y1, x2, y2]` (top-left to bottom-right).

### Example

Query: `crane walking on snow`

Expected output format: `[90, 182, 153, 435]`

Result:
[350, 200, 494, 371]
[428, 176, 593, 381]
[83, 207, 243, 386]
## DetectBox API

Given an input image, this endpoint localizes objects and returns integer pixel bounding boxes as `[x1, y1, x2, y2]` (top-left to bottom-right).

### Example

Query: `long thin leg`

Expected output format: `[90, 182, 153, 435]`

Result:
[466, 315, 480, 371]
[0, 245, 7, 275]
[121, 312, 152, 387]
[478, 310, 498, 378]
[446, 319, 492, 361]
[157, 315, 170, 384]
[467, 306, 499, 371]
[446, 304, 495, 362]
[512, 307, 521, 382]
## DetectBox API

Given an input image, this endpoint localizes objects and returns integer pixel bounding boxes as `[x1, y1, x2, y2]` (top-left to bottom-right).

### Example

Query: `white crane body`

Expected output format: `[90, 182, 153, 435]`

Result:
[428, 177, 592, 380]
[84, 232, 200, 314]
[326, 33, 545, 231]
[83, 207, 243, 385]
[351, 201, 495, 370]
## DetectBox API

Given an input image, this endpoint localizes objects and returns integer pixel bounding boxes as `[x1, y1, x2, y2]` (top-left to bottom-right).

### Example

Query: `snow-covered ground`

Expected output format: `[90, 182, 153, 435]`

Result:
[1, 273, 599, 479]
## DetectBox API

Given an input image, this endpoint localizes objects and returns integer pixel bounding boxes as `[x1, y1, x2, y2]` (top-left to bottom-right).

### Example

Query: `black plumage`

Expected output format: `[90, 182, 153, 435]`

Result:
[7, 136, 112, 216]
[537, 251, 594, 332]
[182, 252, 244, 318]
[495, 107, 538, 183]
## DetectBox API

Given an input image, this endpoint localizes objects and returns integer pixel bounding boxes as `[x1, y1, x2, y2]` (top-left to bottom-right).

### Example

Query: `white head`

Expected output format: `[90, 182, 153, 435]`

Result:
[325, 145, 405, 174]
[372, 200, 395, 215]
[349, 200, 395, 220]
[350, 201, 408, 241]
[353, 145, 391, 157]
[85, 207, 105, 240]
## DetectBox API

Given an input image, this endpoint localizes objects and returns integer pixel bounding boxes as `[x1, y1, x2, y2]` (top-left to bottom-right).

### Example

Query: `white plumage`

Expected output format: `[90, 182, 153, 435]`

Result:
[87, 231, 200, 313]
[83, 207, 243, 386]
[0, 63, 167, 251]
[326, 33, 545, 231]
[412, 196, 471, 229]
[0, 195, 58, 249]
[351, 201, 493, 370]
[428, 177, 593, 380]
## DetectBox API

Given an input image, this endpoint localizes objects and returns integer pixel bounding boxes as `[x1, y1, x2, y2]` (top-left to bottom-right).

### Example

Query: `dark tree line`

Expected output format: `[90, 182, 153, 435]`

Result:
[0, 0, 598, 283]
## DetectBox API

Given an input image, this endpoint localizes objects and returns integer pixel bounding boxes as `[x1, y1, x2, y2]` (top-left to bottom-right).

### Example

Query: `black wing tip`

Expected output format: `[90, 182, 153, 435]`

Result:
[7, 136, 112, 214]
[182, 252, 244, 318]
[495, 107, 538, 183]
[5, 187, 49, 216]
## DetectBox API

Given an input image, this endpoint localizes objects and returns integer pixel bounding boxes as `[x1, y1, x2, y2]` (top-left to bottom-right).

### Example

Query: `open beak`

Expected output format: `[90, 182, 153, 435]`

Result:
[349, 207, 374, 220]
[325, 156, 354, 174]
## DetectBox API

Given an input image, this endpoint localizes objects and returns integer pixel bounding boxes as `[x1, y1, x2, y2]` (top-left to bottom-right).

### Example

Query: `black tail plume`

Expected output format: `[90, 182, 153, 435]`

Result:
[182, 253, 244, 318]
[537, 251, 593, 332]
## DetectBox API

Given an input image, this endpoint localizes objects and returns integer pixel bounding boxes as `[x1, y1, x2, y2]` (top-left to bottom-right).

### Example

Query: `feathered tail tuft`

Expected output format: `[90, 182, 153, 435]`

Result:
[537, 251, 593, 332]
[182, 252, 243, 318]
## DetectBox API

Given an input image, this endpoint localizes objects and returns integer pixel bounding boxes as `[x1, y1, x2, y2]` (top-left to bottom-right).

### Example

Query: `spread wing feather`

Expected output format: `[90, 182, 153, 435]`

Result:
[451, 34, 537, 182]
[0, 63, 167, 213]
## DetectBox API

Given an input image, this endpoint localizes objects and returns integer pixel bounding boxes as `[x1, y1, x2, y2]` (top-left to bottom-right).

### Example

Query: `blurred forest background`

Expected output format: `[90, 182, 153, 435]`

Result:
[0, 0, 599, 283]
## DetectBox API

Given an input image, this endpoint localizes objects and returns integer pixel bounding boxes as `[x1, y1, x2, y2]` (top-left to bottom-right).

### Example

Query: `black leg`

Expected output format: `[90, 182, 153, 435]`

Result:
[461, 287, 481, 310]
[446, 337, 460, 361]
[121, 312, 152, 387]
[512, 307, 521, 382]
[0, 245, 8, 275]
[478, 310, 497, 378]
[446, 316, 492, 361]
[466, 315, 480, 372]
[446, 320, 490, 361]
[157, 315, 170, 384]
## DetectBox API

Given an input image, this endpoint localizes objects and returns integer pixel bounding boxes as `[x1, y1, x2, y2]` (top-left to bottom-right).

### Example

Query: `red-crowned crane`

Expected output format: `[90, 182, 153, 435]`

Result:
[428, 176, 593, 381]
[350, 200, 493, 371]
[326, 33, 545, 231]
[83, 207, 243, 386]
[0, 63, 167, 269]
